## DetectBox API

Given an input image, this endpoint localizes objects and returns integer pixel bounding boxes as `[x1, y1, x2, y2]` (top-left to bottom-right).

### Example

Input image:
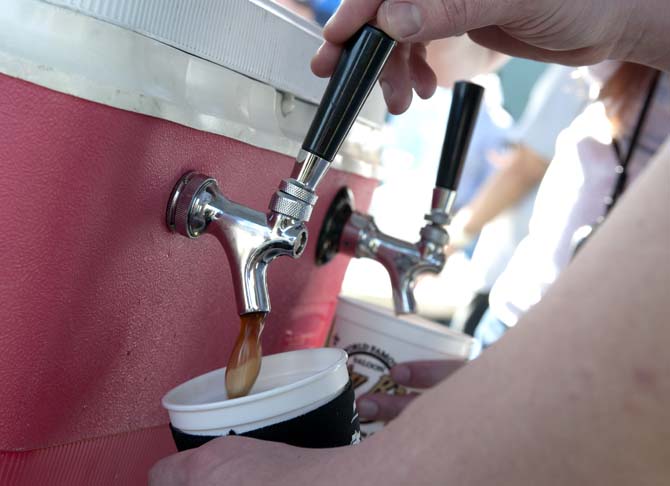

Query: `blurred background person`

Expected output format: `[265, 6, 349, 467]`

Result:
[449, 65, 590, 336]
[477, 63, 668, 347]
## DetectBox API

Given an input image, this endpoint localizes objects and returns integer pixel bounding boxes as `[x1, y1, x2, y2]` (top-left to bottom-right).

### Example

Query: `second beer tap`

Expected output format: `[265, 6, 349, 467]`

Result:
[317, 81, 484, 315]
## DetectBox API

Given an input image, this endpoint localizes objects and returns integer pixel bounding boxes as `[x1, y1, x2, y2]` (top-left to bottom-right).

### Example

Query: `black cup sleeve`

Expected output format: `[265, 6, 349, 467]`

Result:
[170, 380, 359, 451]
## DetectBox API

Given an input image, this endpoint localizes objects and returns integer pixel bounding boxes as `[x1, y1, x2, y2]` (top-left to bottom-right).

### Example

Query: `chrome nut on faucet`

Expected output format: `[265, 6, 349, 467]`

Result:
[269, 177, 319, 222]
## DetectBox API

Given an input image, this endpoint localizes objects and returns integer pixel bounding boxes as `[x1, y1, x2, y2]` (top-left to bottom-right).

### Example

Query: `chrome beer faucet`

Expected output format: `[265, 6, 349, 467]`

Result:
[166, 26, 395, 315]
[316, 82, 484, 314]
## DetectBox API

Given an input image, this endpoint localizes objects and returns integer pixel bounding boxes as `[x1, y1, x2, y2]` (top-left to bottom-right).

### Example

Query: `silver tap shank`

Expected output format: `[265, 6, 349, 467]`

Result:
[291, 150, 332, 192]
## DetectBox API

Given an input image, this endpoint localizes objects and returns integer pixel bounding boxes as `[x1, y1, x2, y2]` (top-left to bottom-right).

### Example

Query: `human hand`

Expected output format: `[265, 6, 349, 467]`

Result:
[149, 436, 346, 486]
[356, 359, 464, 421]
[312, 1, 438, 114]
[148, 362, 463, 485]
[312, 0, 642, 114]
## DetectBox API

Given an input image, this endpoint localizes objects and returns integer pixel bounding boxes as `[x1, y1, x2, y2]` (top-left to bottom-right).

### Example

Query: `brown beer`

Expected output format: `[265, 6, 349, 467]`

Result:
[225, 312, 266, 399]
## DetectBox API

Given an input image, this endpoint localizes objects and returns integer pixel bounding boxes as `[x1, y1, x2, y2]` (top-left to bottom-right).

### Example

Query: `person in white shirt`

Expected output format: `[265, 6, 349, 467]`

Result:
[449, 64, 590, 336]
[477, 63, 669, 346]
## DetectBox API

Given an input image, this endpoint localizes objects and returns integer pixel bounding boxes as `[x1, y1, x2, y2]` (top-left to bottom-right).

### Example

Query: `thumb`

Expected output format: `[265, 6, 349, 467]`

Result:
[376, 0, 516, 42]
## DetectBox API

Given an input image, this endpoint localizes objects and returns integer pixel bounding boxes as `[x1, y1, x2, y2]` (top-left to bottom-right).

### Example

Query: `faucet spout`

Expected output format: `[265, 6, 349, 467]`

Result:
[167, 172, 307, 315]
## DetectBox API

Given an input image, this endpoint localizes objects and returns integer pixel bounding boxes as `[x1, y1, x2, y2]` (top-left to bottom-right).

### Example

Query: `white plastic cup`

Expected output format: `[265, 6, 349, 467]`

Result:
[162, 348, 360, 450]
[330, 297, 475, 437]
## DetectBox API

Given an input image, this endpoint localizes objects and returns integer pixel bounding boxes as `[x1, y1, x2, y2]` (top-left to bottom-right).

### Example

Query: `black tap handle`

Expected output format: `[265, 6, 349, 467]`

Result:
[436, 81, 484, 191]
[302, 25, 396, 161]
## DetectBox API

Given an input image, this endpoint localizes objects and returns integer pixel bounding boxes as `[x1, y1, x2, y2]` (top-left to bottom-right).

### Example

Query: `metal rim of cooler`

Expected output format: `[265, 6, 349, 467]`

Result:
[0, 0, 385, 177]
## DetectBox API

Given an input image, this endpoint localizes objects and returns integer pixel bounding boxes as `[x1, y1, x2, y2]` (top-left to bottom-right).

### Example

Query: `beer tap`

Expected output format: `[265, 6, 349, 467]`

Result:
[166, 25, 396, 315]
[316, 81, 484, 314]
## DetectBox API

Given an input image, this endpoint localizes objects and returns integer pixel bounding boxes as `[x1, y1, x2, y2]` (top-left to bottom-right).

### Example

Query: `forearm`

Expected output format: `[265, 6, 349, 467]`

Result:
[361, 142, 670, 484]
[455, 146, 547, 236]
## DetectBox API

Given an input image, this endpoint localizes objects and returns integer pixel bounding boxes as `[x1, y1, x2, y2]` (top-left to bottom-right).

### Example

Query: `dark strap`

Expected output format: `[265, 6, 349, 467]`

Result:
[606, 70, 662, 215]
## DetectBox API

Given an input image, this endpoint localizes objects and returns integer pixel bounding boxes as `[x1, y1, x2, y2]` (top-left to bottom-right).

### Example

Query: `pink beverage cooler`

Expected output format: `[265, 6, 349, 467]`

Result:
[0, 1, 386, 484]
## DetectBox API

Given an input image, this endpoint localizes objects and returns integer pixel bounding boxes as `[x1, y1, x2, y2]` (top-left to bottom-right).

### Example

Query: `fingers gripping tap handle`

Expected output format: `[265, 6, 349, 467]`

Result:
[436, 81, 484, 191]
[302, 25, 396, 161]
